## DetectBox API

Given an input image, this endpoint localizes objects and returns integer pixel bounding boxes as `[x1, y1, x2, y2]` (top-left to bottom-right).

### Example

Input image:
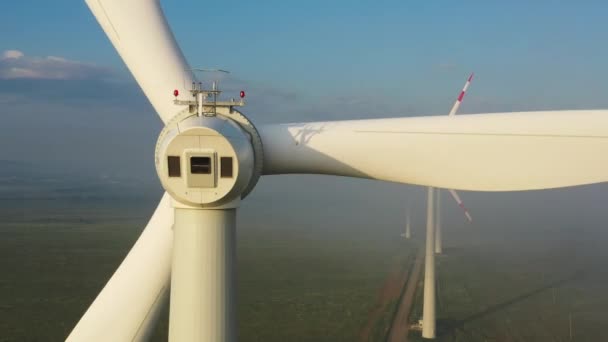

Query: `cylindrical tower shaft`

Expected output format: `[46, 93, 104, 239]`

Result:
[422, 187, 436, 339]
[169, 208, 237, 342]
[435, 190, 442, 254]
[405, 207, 412, 239]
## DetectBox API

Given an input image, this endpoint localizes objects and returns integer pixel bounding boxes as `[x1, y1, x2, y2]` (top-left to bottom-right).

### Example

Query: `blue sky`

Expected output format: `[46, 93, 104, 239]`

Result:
[3, 1, 608, 101]
[1, 1, 608, 178]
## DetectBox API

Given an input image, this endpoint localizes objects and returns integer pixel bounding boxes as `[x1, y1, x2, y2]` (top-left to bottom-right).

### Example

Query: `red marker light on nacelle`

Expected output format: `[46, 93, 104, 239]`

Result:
[239, 90, 245, 98]
[173, 89, 179, 97]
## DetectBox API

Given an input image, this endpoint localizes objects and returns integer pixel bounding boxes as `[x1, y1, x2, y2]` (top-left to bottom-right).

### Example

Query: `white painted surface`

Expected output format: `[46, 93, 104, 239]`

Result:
[85, 0, 193, 124]
[169, 208, 237, 342]
[156, 114, 255, 207]
[405, 207, 411, 239]
[260, 110, 608, 191]
[66, 193, 174, 342]
[422, 187, 436, 339]
[435, 189, 442, 255]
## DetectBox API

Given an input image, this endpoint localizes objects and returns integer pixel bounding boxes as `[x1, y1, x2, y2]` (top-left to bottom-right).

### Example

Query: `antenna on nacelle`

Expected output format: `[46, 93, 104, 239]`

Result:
[173, 68, 245, 116]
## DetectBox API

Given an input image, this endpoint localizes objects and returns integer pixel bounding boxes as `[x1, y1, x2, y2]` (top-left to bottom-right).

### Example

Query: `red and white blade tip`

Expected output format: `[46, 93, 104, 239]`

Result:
[460, 204, 473, 223]
[448, 72, 474, 117]
[448, 189, 473, 223]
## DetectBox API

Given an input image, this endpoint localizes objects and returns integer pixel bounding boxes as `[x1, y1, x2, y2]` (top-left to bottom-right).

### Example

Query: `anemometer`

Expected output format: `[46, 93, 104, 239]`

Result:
[171, 69, 246, 117]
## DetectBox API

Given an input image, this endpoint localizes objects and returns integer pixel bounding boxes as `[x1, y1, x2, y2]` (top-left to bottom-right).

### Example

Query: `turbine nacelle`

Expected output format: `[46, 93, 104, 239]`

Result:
[155, 113, 255, 208]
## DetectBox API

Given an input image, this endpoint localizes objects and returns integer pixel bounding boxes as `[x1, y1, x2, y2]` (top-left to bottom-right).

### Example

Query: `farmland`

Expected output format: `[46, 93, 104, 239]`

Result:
[0, 195, 414, 342]
[407, 202, 608, 342]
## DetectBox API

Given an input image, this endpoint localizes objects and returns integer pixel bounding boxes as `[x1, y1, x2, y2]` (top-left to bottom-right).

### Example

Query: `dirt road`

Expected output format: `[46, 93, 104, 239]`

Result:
[358, 253, 412, 342]
[386, 249, 424, 342]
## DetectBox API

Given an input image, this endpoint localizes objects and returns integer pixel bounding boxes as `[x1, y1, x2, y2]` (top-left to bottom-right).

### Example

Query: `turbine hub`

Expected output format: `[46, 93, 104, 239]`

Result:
[155, 112, 259, 208]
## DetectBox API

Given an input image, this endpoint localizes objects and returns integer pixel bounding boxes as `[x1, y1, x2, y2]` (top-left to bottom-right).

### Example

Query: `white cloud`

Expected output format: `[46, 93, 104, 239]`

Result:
[0, 50, 113, 80]
[1, 50, 24, 60]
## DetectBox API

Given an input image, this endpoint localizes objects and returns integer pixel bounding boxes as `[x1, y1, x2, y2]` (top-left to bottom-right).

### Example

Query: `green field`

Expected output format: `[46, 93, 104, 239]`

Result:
[0, 197, 412, 342]
[407, 222, 608, 342]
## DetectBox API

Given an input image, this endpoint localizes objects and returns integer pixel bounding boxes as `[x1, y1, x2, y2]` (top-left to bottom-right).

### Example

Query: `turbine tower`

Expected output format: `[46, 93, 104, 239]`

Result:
[405, 207, 412, 239]
[422, 187, 437, 337]
[434, 189, 442, 254]
[402, 202, 412, 239]
[67, 1, 608, 341]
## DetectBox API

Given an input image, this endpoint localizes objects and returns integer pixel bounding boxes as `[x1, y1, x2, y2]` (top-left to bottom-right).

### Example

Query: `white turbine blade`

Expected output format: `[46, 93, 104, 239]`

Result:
[67, 193, 174, 342]
[448, 73, 474, 117]
[85, 0, 193, 123]
[259, 110, 608, 191]
[448, 189, 473, 222]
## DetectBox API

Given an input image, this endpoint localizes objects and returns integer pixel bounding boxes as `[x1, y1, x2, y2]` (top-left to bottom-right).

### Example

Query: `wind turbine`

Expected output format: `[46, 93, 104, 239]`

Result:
[421, 73, 475, 338]
[435, 74, 475, 255]
[67, 1, 608, 341]
[404, 74, 474, 243]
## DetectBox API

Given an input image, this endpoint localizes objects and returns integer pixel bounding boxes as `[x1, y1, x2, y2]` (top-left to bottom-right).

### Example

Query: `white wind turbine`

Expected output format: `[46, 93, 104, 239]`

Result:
[435, 73, 475, 254]
[67, 1, 608, 341]
[421, 74, 475, 338]
[402, 205, 412, 239]
[401, 195, 414, 239]
[403, 75, 473, 243]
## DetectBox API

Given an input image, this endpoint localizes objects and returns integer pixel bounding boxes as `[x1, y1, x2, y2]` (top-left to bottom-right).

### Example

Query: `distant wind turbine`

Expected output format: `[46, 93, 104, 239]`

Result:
[422, 73, 475, 339]
[402, 204, 412, 239]
[434, 74, 475, 254]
